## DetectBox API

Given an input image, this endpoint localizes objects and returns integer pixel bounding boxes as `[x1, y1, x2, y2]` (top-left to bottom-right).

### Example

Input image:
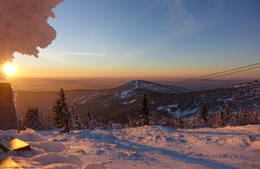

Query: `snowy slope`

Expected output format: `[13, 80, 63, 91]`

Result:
[1, 125, 260, 169]
[123, 80, 190, 94]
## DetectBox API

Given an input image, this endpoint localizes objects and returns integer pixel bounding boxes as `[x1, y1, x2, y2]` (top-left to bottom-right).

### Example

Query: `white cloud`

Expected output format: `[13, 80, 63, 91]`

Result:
[59, 52, 108, 58]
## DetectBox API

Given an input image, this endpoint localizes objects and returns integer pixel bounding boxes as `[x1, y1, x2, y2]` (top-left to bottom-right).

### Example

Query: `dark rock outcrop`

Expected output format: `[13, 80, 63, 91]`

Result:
[0, 83, 18, 130]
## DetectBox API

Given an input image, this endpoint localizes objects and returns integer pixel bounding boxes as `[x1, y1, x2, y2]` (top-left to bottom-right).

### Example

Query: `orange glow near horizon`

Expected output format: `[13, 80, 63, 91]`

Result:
[11, 65, 202, 79]
[11, 67, 260, 80]
[10, 53, 260, 80]
[11, 52, 260, 80]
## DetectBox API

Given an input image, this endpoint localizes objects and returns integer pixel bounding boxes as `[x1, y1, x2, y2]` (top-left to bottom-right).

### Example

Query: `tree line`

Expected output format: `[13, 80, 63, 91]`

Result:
[19, 88, 260, 132]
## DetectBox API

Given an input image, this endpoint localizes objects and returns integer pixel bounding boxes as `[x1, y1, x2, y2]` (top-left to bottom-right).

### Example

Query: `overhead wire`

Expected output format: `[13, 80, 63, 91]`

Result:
[172, 62, 260, 86]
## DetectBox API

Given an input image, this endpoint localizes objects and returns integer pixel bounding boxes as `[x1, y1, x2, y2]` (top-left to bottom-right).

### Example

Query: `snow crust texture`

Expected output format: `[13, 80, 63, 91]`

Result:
[1, 125, 260, 169]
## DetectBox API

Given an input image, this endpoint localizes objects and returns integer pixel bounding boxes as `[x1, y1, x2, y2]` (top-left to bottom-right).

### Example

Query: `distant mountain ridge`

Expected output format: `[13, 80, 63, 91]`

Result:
[15, 80, 260, 123]
[120, 80, 190, 94]
[15, 79, 189, 118]
[9, 76, 255, 91]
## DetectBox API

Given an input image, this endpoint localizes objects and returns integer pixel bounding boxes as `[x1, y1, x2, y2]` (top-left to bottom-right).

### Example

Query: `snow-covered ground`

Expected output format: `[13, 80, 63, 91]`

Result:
[1, 125, 260, 169]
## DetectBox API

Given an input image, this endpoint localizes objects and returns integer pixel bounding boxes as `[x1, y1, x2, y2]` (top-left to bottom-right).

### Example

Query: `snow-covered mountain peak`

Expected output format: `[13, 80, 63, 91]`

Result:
[127, 80, 140, 89]
[126, 80, 163, 89]
[124, 80, 189, 93]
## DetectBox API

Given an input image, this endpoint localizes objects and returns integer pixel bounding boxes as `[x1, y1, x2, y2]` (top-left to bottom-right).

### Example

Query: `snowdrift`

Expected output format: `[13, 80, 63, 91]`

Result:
[1, 125, 260, 169]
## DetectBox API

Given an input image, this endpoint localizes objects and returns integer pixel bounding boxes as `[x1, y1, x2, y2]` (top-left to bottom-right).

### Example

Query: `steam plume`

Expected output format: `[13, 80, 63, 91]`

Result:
[0, 0, 63, 66]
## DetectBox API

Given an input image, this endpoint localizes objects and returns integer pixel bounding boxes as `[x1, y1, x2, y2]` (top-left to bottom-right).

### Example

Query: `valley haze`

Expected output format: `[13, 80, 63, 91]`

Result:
[7, 77, 255, 91]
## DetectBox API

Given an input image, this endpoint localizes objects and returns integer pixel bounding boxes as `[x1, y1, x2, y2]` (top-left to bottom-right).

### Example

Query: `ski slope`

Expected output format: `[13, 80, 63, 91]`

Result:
[1, 125, 259, 169]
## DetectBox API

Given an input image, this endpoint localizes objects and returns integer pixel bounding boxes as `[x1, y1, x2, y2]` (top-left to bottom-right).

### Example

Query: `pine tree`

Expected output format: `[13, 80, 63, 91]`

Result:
[189, 116, 196, 128]
[223, 101, 231, 126]
[86, 109, 93, 129]
[24, 106, 44, 130]
[200, 105, 208, 127]
[215, 108, 224, 128]
[195, 111, 201, 128]
[46, 116, 53, 130]
[137, 94, 149, 126]
[168, 113, 178, 129]
[178, 113, 184, 128]
[251, 112, 259, 124]
[74, 115, 82, 130]
[207, 116, 214, 128]
[232, 113, 239, 126]
[238, 108, 246, 126]
[53, 88, 71, 133]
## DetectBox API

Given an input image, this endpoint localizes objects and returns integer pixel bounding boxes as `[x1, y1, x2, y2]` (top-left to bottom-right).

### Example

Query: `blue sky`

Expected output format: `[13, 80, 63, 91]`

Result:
[14, 0, 260, 78]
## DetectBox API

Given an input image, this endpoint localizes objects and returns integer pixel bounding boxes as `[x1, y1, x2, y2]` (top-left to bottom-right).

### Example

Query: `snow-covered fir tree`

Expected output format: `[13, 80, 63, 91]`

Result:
[232, 113, 239, 126]
[238, 108, 246, 126]
[86, 110, 93, 129]
[74, 115, 83, 130]
[250, 112, 259, 124]
[195, 112, 201, 128]
[167, 113, 178, 129]
[98, 116, 104, 128]
[24, 106, 44, 130]
[46, 116, 53, 130]
[189, 116, 196, 128]
[178, 113, 184, 128]
[137, 94, 150, 126]
[215, 108, 224, 128]
[208, 112, 215, 128]
[223, 101, 231, 126]
[53, 88, 71, 133]
[199, 105, 208, 127]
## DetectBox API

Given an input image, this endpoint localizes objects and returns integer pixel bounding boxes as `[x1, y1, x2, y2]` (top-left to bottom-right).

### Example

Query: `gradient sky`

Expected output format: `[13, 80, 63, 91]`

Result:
[11, 0, 260, 79]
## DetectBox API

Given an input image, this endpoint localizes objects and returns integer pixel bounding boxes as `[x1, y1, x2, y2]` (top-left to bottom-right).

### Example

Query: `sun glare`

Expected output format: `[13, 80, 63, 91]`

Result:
[3, 63, 17, 76]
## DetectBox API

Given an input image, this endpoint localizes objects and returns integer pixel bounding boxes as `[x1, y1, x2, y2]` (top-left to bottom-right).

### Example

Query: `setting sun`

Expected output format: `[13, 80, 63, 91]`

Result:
[3, 63, 17, 76]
